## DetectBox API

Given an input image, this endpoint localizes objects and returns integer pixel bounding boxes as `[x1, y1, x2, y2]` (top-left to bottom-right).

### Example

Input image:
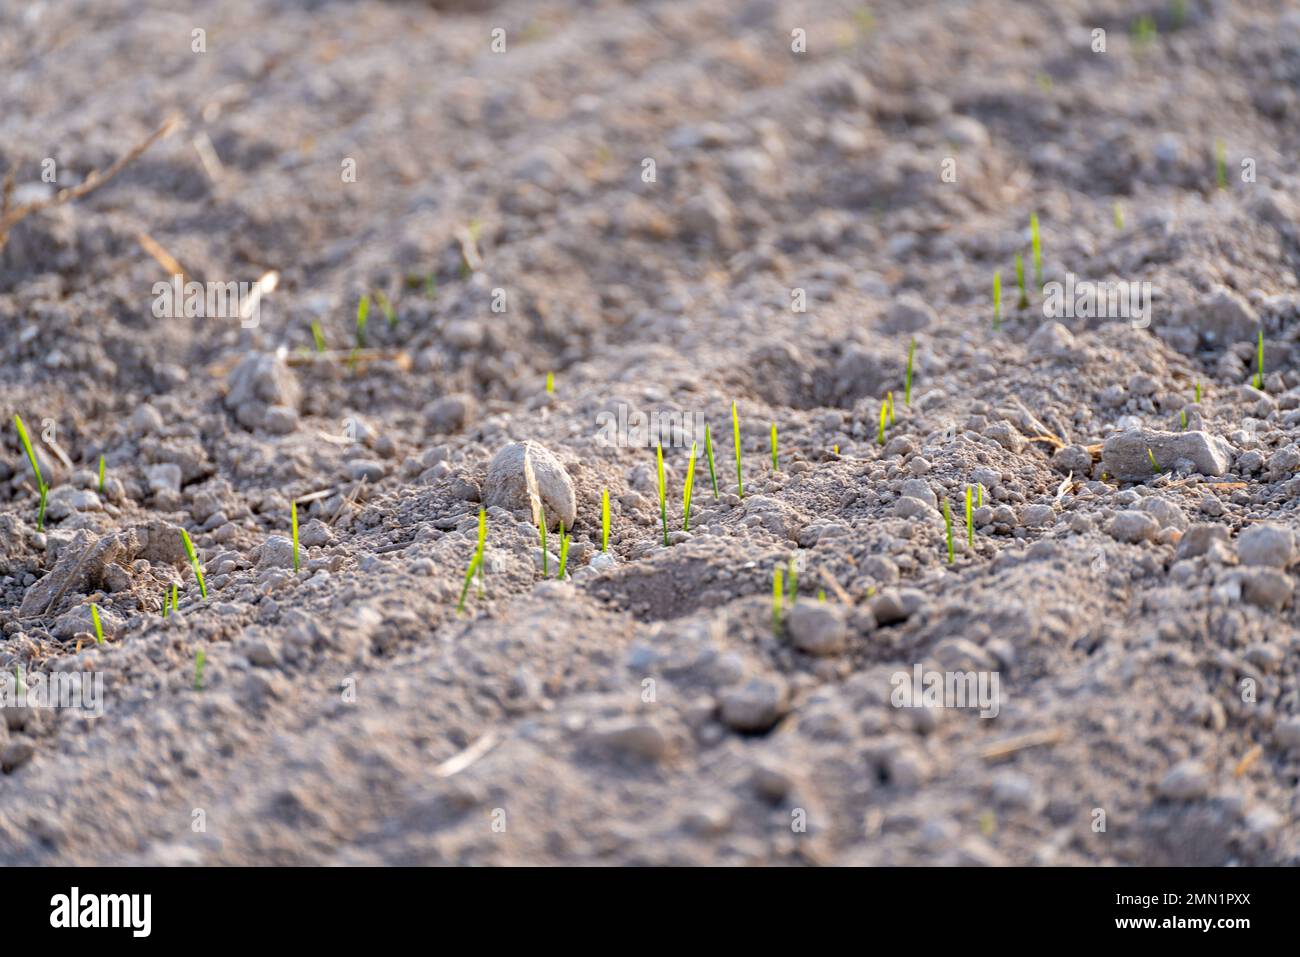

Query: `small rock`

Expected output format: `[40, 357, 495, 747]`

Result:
[483, 442, 577, 530]
[1157, 760, 1210, 800]
[1107, 511, 1159, 543]
[1101, 428, 1232, 481]
[718, 677, 789, 733]
[1237, 524, 1294, 568]
[1175, 523, 1229, 561]
[883, 294, 936, 333]
[787, 603, 847, 656]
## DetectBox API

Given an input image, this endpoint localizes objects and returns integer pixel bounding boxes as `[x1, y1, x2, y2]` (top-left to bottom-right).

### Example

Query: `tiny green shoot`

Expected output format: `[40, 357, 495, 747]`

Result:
[965, 485, 974, 547]
[91, 603, 104, 645]
[457, 508, 488, 613]
[1015, 252, 1028, 309]
[817, 588, 826, 602]
[683, 441, 698, 531]
[193, 649, 206, 691]
[374, 290, 396, 329]
[886, 391, 895, 426]
[773, 566, 784, 632]
[310, 321, 327, 352]
[704, 424, 719, 499]
[98, 455, 106, 494]
[1194, 381, 1202, 404]
[538, 502, 548, 577]
[557, 522, 571, 579]
[656, 443, 669, 546]
[1114, 201, 1124, 231]
[1133, 14, 1156, 49]
[546, 372, 554, 395]
[180, 528, 207, 599]
[1254, 330, 1264, 390]
[1216, 138, 1227, 191]
[356, 294, 370, 348]
[13, 414, 47, 531]
[786, 555, 798, 609]
[1180, 409, 1187, 431]
[943, 499, 954, 564]
[769, 424, 778, 471]
[993, 270, 1002, 330]
[291, 500, 300, 572]
[1148, 448, 1161, 474]
[905, 338, 916, 406]
[877, 400, 888, 446]
[731, 401, 744, 498]
[1030, 212, 1043, 289]
[601, 488, 611, 552]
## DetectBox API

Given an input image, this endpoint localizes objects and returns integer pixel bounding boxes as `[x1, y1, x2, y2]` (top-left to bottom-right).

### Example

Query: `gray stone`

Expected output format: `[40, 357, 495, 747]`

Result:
[1175, 523, 1229, 561]
[1182, 286, 1260, 346]
[718, 677, 789, 732]
[787, 602, 847, 656]
[883, 294, 936, 333]
[484, 442, 577, 531]
[1107, 511, 1159, 544]
[1157, 760, 1210, 800]
[1237, 524, 1294, 568]
[1101, 429, 1232, 481]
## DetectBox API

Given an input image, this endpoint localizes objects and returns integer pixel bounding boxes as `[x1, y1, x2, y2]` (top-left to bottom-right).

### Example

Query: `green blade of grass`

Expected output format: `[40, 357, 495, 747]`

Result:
[98, 455, 105, 494]
[475, 507, 487, 596]
[1216, 138, 1227, 190]
[180, 528, 207, 599]
[91, 603, 104, 645]
[704, 424, 719, 499]
[193, 649, 206, 691]
[943, 499, 954, 564]
[769, 424, 778, 471]
[887, 392, 895, 426]
[656, 443, 669, 546]
[905, 338, 916, 406]
[545, 372, 554, 395]
[291, 500, 300, 572]
[773, 567, 784, 633]
[1255, 330, 1264, 390]
[683, 442, 697, 531]
[993, 270, 1002, 330]
[731, 401, 744, 498]
[310, 321, 327, 352]
[356, 294, 370, 348]
[1113, 201, 1124, 231]
[538, 502, 548, 577]
[375, 290, 396, 329]
[1015, 252, 1028, 309]
[1194, 381, 1202, 404]
[557, 523, 570, 579]
[601, 488, 610, 552]
[13, 414, 47, 531]
[1148, 447, 1162, 474]
[877, 400, 888, 446]
[1030, 213, 1043, 289]
[965, 485, 974, 547]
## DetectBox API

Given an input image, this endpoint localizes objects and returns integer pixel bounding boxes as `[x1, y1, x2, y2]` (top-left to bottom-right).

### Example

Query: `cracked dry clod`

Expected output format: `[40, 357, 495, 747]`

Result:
[18, 528, 140, 618]
[483, 441, 577, 530]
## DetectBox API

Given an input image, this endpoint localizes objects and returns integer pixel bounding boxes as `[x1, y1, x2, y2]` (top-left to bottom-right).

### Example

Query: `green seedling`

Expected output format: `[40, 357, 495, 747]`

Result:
[13, 414, 48, 531]
[14, 665, 24, 696]
[91, 603, 104, 645]
[943, 499, 954, 564]
[786, 556, 798, 609]
[877, 400, 888, 446]
[772, 567, 784, 632]
[1015, 252, 1028, 309]
[546, 372, 554, 395]
[457, 509, 488, 613]
[557, 522, 571, 579]
[1215, 138, 1227, 191]
[538, 502, 549, 577]
[310, 321, 327, 353]
[426, 273, 438, 298]
[1254, 330, 1264, 390]
[1036, 73, 1053, 93]
[887, 392, 896, 426]
[965, 485, 974, 547]
[1133, 15, 1156, 49]
[704, 424, 719, 499]
[1148, 447, 1162, 474]
[993, 270, 1002, 330]
[731, 401, 744, 498]
[356, 294, 370, 348]
[770, 424, 778, 471]
[171, 582, 179, 613]
[374, 291, 396, 329]
[180, 528, 206, 599]
[193, 649, 206, 691]
[656, 443, 669, 546]
[1180, 409, 1187, 431]
[1171, 0, 1188, 28]
[1195, 381, 1202, 404]
[683, 442, 698, 531]
[905, 338, 916, 406]
[601, 488, 611, 552]
[817, 588, 826, 602]
[1113, 201, 1124, 231]
[291, 501, 300, 572]
[98, 455, 106, 494]
[1030, 213, 1043, 289]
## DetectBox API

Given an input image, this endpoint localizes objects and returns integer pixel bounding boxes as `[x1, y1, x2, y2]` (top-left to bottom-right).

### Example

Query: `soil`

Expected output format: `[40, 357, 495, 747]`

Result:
[2, 0, 1300, 865]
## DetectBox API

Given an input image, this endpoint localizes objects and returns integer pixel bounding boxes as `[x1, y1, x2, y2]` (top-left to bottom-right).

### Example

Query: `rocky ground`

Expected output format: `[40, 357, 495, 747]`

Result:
[2, 0, 1300, 865]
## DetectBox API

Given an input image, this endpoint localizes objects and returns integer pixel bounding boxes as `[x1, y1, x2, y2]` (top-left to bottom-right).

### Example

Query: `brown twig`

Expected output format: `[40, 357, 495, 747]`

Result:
[0, 115, 180, 253]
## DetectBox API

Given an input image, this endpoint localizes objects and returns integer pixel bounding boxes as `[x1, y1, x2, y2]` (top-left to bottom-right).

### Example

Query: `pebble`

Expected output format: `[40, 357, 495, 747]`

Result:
[718, 677, 789, 733]
[1236, 524, 1294, 568]
[787, 602, 847, 656]
[484, 441, 577, 530]
[1157, 760, 1211, 800]
[1107, 511, 1159, 543]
